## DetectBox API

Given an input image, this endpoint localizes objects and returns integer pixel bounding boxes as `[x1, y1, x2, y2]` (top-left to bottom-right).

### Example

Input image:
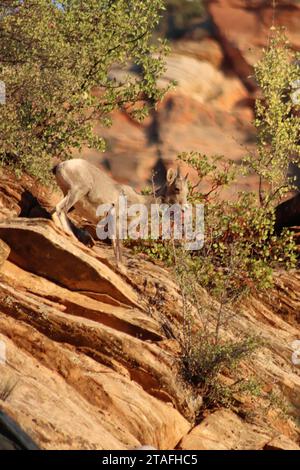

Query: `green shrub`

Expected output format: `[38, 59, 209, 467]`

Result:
[134, 29, 299, 414]
[0, 0, 168, 182]
[139, 29, 299, 301]
[181, 333, 261, 412]
[244, 29, 300, 206]
[175, 246, 263, 414]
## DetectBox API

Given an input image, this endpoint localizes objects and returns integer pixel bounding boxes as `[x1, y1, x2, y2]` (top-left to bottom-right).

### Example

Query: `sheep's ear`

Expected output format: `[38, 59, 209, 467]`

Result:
[167, 168, 177, 184]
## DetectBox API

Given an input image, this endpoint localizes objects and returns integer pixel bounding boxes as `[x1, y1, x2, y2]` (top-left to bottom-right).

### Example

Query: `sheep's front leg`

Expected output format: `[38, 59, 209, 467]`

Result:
[109, 205, 125, 271]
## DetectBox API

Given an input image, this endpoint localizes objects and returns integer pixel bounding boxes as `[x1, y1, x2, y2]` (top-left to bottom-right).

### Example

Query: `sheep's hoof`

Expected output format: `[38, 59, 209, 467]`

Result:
[74, 227, 95, 247]
[117, 263, 127, 276]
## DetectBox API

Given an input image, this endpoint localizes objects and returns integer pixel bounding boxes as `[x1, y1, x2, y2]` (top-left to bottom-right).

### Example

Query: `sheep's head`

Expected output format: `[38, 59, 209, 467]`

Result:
[165, 167, 189, 206]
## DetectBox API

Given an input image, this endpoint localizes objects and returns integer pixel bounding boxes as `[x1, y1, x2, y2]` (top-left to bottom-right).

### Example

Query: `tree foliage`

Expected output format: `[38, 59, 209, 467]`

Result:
[0, 0, 168, 180]
[244, 29, 300, 206]
[177, 152, 296, 302]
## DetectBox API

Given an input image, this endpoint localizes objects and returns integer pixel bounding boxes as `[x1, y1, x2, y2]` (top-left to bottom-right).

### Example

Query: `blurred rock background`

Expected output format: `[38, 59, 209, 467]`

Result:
[75, 1, 300, 195]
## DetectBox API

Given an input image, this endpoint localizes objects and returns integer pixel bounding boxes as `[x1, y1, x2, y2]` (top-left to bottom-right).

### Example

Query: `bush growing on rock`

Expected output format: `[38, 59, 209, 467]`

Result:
[177, 29, 300, 413]
[134, 29, 300, 414]
[244, 29, 300, 207]
[0, 0, 168, 181]
[139, 29, 300, 299]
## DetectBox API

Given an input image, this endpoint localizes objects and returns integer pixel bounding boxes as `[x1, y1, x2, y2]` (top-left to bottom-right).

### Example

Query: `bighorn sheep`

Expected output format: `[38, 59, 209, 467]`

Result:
[52, 159, 188, 264]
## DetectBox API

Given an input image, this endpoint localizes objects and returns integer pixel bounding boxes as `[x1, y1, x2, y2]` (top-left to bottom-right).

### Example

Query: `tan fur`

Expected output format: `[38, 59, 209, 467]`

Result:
[52, 159, 188, 267]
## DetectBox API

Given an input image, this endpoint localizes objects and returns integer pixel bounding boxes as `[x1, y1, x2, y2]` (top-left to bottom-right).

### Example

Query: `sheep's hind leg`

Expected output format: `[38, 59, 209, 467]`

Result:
[51, 195, 74, 236]
[59, 211, 77, 239]
[52, 188, 87, 239]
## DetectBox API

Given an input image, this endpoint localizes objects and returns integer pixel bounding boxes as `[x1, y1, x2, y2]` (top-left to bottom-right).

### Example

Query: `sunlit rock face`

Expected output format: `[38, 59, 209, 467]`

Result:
[207, 0, 300, 90]
[0, 172, 299, 449]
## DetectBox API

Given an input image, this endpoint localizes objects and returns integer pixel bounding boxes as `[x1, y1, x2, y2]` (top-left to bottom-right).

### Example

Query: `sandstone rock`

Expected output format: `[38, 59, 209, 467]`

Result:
[0, 168, 60, 226]
[91, 48, 253, 192]
[0, 218, 140, 307]
[0, 215, 300, 448]
[208, 0, 300, 91]
[134, 445, 157, 450]
[237, 290, 300, 415]
[0, 239, 10, 269]
[91, 111, 158, 185]
[271, 271, 300, 325]
[0, 176, 22, 221]
[264, 434, 300, 451]
[154, 92, 256, 199]
[172, 38, 224, 69]
[159, 54, 248, 107]
[0, 254, 191, 450]
[0, 260, 163, 341]
[0, 175, 299, 449]
[178, 409, 271, 450]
